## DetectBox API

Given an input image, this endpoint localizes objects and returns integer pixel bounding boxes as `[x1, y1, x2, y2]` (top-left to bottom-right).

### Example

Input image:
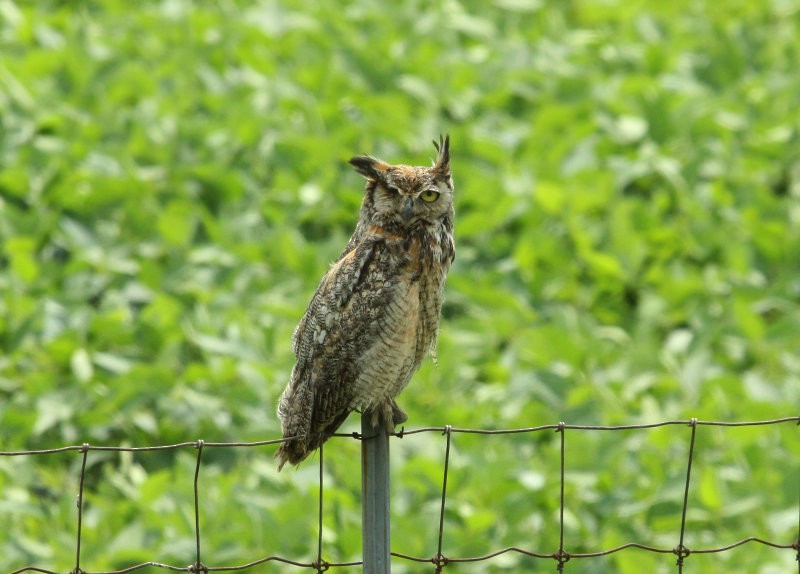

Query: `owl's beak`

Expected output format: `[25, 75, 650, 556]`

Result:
[401, 197, 414, 221]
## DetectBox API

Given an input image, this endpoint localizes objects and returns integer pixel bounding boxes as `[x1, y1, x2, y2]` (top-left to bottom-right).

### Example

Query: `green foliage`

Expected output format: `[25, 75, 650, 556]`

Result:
[1, 0, 799, 572]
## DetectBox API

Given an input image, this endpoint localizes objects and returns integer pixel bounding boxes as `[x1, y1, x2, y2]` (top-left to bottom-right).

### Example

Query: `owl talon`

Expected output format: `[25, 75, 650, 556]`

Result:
[390, 399, 408, 426]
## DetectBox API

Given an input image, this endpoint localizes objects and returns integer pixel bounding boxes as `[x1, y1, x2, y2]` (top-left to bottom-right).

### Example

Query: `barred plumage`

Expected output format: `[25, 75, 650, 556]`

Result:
[276, 136, 454, 470]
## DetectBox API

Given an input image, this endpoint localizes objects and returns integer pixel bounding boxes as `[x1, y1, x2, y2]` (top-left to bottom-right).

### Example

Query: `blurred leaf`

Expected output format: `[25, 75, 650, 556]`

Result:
[4, 237, 39, 283]
[33, 395, 73, 436]
[70, 348, 93, 383]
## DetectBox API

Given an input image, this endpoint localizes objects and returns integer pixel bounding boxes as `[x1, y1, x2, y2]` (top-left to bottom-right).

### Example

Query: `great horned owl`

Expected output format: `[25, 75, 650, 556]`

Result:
[276, 136, 455, 470]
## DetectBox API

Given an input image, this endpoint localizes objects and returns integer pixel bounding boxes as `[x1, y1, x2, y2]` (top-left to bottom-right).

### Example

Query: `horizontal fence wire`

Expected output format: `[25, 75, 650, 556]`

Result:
[1, 417, 799, 573]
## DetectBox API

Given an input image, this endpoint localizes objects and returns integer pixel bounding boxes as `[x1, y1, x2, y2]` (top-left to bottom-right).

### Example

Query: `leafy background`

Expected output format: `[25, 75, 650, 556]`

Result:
[1, 0, 799, 572]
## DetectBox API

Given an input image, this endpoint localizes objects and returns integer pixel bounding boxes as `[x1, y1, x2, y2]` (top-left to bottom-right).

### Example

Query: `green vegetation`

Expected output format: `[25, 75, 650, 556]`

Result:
[1, 0, 798, 572]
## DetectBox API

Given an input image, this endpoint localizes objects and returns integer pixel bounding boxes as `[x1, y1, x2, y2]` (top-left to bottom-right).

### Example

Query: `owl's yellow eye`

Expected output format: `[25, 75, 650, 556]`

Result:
[420, 189, 440, 203]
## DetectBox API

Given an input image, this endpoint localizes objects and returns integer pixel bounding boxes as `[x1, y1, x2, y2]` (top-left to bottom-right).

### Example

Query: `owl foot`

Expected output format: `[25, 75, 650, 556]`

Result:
[390, 398, 408, 425]
[368, 398, 408, 434]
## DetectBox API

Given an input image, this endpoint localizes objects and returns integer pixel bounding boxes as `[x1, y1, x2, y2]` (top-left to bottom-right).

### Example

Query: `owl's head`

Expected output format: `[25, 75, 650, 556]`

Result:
[349, 135, 453, 230]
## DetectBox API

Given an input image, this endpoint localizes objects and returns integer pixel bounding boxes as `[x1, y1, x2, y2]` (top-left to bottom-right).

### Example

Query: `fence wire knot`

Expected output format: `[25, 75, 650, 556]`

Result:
[187, 562, 208, 574]
[312, 559, 330, 572]
[554, 548, 570, 571]
[674, 544, 691, 565]
[556, 421, 566, 433]
[69, 568, 85, 574]
[432, 551, 449, 572]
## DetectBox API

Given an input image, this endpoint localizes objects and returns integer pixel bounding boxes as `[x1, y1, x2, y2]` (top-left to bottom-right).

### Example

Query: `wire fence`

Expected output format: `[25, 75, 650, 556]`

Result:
[2, 416, 799, 574]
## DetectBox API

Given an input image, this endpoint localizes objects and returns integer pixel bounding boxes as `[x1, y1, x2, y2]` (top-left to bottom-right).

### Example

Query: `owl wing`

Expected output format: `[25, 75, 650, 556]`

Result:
[292, 239, 379, 363]
[278, 238, 390, 465]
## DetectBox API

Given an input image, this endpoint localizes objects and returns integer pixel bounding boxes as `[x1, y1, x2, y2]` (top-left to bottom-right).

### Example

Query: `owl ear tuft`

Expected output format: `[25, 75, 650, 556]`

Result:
[432, 134, 450, 178]
[349, 156, 390, 181]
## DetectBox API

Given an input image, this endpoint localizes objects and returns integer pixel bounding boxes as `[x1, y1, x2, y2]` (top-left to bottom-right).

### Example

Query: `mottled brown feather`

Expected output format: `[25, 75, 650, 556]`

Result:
[276, 136, 454, 470]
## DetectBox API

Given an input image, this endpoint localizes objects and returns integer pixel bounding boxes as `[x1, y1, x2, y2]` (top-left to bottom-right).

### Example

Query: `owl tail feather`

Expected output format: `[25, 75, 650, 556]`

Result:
[275, 438, 312, 471]
[275, 410, 354, 471]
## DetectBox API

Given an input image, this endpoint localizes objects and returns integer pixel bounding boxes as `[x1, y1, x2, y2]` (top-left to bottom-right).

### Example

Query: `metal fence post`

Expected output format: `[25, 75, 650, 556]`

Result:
[362, 412, 391, 573]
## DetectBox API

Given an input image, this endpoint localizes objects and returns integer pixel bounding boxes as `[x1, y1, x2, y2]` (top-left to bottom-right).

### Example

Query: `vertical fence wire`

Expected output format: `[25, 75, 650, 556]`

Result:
[556, 423, 568, 572]
[192, 440, 205, 573]
[796, 432, 800, 574]
[315, 443, 326, 573]
[74, 443, 90, 574]
[675, 419, 698, 572]
[433, 426, 452, 573]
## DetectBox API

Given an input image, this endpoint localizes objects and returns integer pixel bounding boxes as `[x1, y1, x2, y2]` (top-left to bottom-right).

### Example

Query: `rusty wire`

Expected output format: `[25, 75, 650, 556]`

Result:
[433, 425, 453, 574]
[556, 422, 568, 573]
[2, 417, 799, 573]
